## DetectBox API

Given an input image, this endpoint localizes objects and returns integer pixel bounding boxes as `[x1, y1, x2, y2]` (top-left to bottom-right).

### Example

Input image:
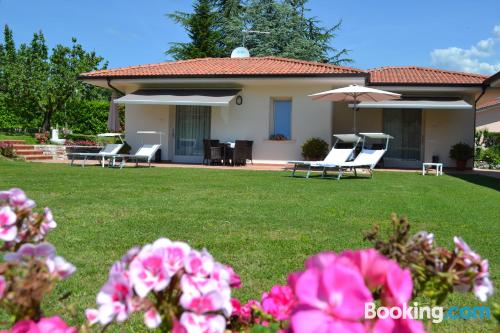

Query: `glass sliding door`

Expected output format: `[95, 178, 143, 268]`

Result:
[383, 108, 422, 167]
[174, 105, 211, 162]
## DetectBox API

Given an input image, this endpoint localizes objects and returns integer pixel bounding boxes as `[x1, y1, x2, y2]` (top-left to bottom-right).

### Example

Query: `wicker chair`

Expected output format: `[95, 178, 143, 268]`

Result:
[244, 140, 253, 165]
[203, 139, 219, 165]
[233, 140, 252, 166]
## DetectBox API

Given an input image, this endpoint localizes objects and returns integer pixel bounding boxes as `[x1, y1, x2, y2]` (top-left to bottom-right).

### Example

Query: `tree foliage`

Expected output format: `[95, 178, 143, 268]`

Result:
[166, 0, 351, 64]
[0, 25, 109, 131]
[167, 0, 225, 59]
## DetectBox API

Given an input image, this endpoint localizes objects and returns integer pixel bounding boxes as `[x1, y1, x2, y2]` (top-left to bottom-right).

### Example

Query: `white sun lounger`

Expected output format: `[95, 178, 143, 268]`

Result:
[288, 134, 361, 178]
[69, 143, 124, 168]
[113, 144, 161, 168]
[319, 132, 393, 180]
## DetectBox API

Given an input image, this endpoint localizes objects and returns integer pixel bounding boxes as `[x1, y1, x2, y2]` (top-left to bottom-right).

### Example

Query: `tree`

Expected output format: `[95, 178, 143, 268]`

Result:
[242, 0, 350, 63]
[167, 0, 351, 64]
[0, 26, 108, 130]
[167, 0, 224, 60]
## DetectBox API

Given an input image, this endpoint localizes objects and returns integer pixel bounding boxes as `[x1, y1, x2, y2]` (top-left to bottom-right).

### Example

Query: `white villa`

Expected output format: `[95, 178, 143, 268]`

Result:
[80, 56, 489, 168]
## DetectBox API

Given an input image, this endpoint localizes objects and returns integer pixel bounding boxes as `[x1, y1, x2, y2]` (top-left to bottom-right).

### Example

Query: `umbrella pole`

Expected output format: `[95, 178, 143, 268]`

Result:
[353, 96, 358, 133]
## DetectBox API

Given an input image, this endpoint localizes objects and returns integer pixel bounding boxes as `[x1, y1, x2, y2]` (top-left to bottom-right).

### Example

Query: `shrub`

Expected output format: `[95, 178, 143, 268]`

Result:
[64, 140, 98, 146]
[0, 142, 16, 158]
[449, 142, 473, 161]
[34, 132, 50, 144]
[483, 131, 500, 148]
[480, 148, 500, 169]
[301, 137, 329, 160]
[52, 100, 117, 135]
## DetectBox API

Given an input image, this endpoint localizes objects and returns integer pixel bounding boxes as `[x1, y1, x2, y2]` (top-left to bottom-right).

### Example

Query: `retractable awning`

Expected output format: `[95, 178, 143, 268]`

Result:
[349, 99, 473, 110]
[114, 89, 241, 107]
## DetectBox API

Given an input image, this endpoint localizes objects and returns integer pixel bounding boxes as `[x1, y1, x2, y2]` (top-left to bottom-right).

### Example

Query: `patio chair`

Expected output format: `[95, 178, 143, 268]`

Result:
[114, 144, 161, 168]
[288, 134, 361, 178]
[243, 140, 253, 165]
[233, 140, 249, 166]
[319, 133, 393, 180]
[203, 139, 219, 165]
[68, 143, 124, 168]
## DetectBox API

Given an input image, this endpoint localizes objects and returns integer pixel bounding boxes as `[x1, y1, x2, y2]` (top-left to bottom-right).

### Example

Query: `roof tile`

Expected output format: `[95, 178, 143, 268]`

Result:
[368, 66, 487, 85]
[80, 56, 366, 78]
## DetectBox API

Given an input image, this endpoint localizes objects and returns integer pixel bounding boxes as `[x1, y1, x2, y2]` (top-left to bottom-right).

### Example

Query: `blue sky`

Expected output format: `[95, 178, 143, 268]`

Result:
[1, 0, 499, 74]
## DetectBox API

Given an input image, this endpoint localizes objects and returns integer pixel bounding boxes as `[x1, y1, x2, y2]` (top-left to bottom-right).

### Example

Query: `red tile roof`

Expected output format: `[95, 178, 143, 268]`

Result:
[80, 56, 366, 78]
[477, 99, 500, 111]
[368, 66, 487, 85]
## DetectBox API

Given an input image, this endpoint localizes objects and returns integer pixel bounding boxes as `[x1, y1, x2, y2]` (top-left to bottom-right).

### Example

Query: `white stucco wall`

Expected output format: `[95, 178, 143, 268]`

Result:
[211, 84, 333, 163]
[332, 104, 475, 168]
[124, 104, 171, 160]
[476, 106, 500, 132]
[422, 109, 475, 167]
[123, 83, 334, 163]
[123, 88, 475, 168]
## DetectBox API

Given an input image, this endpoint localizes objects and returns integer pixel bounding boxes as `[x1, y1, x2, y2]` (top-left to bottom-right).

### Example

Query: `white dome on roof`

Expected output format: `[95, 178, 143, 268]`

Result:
[231, 47, 250, 58]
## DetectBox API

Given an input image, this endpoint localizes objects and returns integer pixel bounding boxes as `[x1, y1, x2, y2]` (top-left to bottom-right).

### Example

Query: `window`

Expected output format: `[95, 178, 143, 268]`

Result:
[271, 99, 292, 140]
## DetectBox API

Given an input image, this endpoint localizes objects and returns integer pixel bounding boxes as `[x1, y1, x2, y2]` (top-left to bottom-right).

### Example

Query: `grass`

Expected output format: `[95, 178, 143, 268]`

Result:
[0, 159, 498, 332]
[0, 132, 37, 144]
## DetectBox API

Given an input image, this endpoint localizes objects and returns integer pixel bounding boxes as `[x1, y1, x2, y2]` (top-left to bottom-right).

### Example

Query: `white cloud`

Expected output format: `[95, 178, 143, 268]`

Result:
[430, 25, 500, 74]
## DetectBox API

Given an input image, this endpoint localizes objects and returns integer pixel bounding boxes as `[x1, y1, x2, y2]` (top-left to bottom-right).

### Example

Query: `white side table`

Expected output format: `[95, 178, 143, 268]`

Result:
[422, 162, 443, 176]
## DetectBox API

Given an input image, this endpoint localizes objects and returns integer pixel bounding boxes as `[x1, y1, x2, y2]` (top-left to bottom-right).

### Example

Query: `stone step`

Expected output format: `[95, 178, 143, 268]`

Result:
[15, 150, 43, 156]
[22, 155, 53, 161]
[12, 144, 35, 150]
[0, 140, 26, 145]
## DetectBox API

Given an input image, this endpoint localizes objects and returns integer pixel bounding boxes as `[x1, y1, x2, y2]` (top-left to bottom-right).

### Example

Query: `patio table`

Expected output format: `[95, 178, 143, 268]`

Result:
[422, 162, 443, 176]
[219, 143, 234, 166]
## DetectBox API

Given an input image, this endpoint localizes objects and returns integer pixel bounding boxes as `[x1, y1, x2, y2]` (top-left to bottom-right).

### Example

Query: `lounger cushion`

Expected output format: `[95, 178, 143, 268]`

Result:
[288, 148, 354, 166]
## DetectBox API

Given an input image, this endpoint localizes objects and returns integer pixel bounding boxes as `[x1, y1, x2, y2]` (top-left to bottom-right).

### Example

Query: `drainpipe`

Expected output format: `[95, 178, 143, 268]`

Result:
[106, 78, 125, 96]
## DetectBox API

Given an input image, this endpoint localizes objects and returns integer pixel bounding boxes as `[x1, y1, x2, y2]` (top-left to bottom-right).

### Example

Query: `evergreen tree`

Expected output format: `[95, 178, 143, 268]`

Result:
[167, 0, 224, 59]
[242, 0, 350, 63]
[167, 0, 351, 64]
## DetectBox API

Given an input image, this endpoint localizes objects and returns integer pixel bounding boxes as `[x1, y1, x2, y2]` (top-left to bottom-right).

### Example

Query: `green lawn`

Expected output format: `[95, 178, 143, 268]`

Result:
[0, 158, 498, 332]
[0, 132, 37, 144]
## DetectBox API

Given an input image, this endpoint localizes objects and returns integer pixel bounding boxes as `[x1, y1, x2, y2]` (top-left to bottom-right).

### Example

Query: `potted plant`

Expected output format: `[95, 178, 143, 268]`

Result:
[449, 142, 473, 170]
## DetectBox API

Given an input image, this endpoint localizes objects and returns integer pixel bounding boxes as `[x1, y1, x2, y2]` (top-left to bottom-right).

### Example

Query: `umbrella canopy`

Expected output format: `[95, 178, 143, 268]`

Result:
[107, 91, 121, 132]
[309, 85, 401, 133]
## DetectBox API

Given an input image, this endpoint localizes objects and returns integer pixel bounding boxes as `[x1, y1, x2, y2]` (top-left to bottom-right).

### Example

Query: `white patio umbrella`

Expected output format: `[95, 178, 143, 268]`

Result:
[309, 85, 401, 133]
[107, 91, 121, 132]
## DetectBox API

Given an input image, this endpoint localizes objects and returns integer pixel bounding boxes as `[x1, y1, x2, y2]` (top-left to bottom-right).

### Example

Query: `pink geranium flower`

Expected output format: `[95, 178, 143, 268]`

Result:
[0, 275, 5, 299]
[181, 291, 224, 314]
[261, 285, 295, 320]
[240, 300, 261, 322]
[381, 263, 413, 307]
[179, 312, 226, 333]
[39, 208, 57, 237]
[46, 256, 76, 280]
[144, 308, 162, 329]
[0, 206, 17, 242]
[1, 317, 76, 333]
[184, 249, 214, 278]
[290, 261, 372, 333]
[1, 188, 35, 210]
[372, 316, 425, 333]
[129, 243, 170, 298]
[36, 316, 77, 333]
[95, 271, 134, 324]
[4, 243, 56, 262]
[339, 249, 390, 290]
[230, 298, 242, 317]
